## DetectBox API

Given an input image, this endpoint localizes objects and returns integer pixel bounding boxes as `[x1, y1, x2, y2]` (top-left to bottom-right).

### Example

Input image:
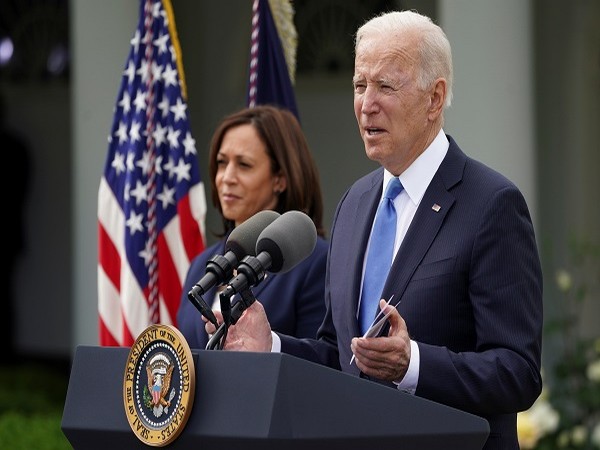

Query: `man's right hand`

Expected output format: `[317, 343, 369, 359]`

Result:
[203, 301, 273, 352]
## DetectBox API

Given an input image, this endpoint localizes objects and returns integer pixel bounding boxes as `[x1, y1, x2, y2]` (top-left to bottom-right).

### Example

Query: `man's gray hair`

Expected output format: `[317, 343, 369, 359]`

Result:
[355, 10, 453, 108]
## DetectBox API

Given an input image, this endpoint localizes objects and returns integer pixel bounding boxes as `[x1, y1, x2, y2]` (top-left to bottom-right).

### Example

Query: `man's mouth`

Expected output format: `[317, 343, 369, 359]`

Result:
[365, 127, 385, 135]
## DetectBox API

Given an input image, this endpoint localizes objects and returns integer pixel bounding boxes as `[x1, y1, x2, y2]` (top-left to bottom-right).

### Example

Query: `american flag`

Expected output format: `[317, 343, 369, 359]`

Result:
[97, 0, 206, 346]
[247, 0, 299, 118]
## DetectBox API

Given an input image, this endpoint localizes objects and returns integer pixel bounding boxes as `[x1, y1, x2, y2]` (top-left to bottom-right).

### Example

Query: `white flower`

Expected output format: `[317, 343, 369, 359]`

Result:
[517, 394, 560, 448]
[517, 412, 542, 449]
[587, 358, 600, 382]
[591, 422, 600, 447]
[571, 425, 588, 445]
[528, 397, 560, 434]
[555, 269, 572, 292]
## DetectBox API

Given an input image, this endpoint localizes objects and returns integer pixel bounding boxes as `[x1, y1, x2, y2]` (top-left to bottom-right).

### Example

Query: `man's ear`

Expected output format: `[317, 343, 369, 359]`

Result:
[428, 78, 446, 121]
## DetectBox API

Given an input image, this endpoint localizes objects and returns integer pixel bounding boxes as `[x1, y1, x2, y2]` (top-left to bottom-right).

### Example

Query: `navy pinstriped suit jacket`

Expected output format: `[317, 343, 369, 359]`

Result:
[279, 135, 543, 450]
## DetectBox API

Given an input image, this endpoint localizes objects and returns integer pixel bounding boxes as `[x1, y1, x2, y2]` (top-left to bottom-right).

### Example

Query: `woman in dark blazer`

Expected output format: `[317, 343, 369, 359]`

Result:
[177, 105, 327, 349]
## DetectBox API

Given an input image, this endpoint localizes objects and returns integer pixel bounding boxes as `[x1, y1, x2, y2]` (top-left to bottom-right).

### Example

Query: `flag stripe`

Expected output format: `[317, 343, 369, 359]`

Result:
[98, 222, 121, 295]
[163, 213, 190, 285]
[177, 187, 206, 261]
[98, 265, 122, 344]
[157, 232, 181, 323]
[120, 257, 152, 342]
[187, 181, 207, 245]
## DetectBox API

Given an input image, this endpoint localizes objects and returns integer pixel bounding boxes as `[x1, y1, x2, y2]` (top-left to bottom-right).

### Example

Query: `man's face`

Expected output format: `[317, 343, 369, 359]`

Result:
[353, 32, 433, 175]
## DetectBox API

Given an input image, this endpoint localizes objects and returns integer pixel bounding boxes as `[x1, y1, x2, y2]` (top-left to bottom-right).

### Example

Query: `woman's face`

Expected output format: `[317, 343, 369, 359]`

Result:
[215, 124, 284, 227]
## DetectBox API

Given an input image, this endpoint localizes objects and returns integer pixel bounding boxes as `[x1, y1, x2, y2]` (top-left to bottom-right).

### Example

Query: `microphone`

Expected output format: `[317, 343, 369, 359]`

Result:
[186, 210, 280, 326]
[220, 210, 318, 303]
[206, 212, 316, 349]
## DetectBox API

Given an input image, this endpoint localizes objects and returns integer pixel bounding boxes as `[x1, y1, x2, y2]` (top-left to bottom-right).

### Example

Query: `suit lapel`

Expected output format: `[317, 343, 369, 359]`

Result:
[383, 139, 466, 308]
[383, 176, 454, 303]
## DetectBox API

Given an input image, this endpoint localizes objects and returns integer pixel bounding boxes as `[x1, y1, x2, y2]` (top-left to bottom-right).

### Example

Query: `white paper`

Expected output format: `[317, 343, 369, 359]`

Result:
[350, 295, 395, 365]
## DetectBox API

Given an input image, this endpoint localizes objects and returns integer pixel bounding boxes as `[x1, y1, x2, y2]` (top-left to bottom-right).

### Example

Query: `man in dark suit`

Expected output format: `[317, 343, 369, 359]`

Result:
[206, 10, 543, 450]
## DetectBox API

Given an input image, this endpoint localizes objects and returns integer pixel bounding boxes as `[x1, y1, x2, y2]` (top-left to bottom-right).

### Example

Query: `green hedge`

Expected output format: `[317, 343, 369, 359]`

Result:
[0, 361, 71, 449]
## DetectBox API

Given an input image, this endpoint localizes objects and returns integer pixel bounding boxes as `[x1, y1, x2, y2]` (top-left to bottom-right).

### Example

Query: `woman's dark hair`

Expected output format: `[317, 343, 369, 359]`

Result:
[208, 105, 325, 237]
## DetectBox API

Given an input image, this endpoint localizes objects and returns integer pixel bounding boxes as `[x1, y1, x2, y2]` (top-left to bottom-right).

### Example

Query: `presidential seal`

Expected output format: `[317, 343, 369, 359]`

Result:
[123, 324, 195, 446]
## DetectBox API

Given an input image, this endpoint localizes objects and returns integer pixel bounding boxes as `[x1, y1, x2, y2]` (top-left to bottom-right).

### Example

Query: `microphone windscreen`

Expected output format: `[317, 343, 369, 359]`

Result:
[256, 210, 317, 273]
[226, 210, 280, 259]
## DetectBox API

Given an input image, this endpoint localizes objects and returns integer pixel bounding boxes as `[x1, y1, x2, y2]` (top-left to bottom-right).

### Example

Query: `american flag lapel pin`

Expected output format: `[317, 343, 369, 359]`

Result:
[432, 203, 441, 212]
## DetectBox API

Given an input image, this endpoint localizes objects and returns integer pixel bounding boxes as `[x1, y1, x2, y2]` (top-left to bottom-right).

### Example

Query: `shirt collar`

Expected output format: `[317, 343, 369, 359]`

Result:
[383, 129, 449, 206]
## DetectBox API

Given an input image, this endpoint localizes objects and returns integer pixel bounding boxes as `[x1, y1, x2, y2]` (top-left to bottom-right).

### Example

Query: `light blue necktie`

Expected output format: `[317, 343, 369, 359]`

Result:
[359, 177, 403, 334]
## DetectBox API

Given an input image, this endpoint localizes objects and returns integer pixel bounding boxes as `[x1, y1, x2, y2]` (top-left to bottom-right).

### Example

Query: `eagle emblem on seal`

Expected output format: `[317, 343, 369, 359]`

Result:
[144, 352, 176, 418]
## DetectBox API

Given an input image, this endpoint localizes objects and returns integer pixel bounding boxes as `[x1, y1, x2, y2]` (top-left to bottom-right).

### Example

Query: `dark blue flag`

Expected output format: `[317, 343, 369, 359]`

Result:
[246, 0, 299, 120]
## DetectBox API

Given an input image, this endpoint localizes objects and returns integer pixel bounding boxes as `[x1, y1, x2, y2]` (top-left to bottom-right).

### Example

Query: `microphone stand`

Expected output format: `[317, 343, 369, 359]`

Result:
[231, 288, 258, 324]
[205, 322, 227, 350]
[205, 288, 258, 351]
